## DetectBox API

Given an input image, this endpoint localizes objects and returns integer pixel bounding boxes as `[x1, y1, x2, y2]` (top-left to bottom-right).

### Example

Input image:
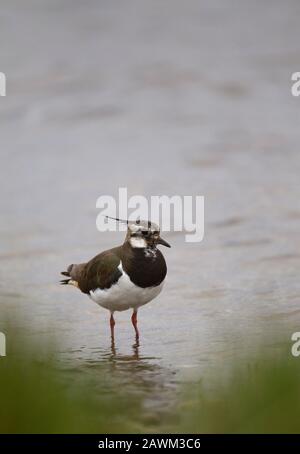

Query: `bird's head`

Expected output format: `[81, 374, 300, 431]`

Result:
[126, 219, 171, 249]
[106, 216, 171, 249]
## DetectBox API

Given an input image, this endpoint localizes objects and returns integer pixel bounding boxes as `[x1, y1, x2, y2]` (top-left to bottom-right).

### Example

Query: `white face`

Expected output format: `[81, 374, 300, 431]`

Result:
[127, 221, 160, 249]
[129, 236, 148, 248]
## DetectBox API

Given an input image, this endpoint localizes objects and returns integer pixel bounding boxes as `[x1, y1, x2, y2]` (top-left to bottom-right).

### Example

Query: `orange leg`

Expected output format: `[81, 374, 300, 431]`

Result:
[110, 313, 115, 339]
[131, 309, 139, 339]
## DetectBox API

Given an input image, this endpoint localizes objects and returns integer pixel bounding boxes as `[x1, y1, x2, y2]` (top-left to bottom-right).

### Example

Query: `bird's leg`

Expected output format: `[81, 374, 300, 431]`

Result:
[110, 339, 116, 356]
[110, 312, 115, 340]
[131, 309, 139, 340]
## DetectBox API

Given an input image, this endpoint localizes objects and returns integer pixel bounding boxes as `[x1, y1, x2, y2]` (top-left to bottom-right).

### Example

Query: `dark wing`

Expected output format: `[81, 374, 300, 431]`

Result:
[77, 247, 122, 294]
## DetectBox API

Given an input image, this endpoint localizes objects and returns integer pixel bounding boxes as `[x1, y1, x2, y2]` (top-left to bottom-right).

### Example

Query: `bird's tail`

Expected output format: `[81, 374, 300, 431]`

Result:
[60, 278, 71, 285]
[60, 264, 74, 277]
[60, 264, 74, 285]
[60, 264, 82, 288]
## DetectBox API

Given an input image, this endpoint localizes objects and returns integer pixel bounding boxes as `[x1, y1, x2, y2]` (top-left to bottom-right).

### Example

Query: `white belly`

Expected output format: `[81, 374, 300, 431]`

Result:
[89, 263, 164, 312]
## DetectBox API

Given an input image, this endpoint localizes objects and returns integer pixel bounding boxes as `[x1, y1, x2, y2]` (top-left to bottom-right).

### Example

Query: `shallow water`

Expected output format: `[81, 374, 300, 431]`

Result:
[1, 0, 300, 424]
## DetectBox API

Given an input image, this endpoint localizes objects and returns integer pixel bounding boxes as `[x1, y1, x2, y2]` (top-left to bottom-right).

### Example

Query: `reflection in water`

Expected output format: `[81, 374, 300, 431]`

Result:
[58, 338, 178, 427]
[109, 338, 139, 359]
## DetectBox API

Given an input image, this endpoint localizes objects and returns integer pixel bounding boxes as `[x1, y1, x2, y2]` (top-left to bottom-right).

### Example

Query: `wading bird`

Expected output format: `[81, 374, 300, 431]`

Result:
[60, 218, 170, 340]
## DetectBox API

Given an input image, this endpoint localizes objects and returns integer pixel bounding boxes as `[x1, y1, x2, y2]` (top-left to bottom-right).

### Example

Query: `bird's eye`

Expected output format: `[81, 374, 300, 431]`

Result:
[141, 230, 149, 235]
[153, 231, 159, 235]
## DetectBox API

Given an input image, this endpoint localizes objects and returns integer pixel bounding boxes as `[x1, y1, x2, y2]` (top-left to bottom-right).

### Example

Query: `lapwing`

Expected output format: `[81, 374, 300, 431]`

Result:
[60, 218, 170, 340]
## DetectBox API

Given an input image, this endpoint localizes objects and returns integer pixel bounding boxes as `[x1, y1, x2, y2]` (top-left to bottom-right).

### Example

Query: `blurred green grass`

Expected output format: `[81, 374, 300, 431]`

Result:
[0, 322, 145, 433]
[179, 349, 300, 433]
[0, 321, 300, 433]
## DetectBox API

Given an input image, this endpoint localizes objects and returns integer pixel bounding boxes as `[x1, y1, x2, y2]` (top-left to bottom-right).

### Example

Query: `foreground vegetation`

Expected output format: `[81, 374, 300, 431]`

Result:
[0, 320, 299, 433]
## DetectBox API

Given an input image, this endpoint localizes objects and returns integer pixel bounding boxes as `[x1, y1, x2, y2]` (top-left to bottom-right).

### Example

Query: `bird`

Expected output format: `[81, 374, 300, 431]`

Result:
[60, 217, 170, 340]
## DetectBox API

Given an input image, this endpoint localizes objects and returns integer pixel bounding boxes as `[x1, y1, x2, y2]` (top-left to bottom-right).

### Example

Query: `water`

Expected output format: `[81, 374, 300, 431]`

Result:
[1, 0, 300, 424]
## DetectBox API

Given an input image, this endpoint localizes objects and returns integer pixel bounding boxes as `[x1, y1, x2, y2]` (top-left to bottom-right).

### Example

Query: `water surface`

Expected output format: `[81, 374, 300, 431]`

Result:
[1, 0, 300, 424]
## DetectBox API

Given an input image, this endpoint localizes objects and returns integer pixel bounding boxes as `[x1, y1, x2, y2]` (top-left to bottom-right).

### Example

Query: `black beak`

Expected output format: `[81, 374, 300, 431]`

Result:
[157, 237, 171, 248]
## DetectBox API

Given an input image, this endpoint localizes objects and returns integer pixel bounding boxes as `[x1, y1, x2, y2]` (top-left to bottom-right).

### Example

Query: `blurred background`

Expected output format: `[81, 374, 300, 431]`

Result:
[1, 0, 300, 433]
